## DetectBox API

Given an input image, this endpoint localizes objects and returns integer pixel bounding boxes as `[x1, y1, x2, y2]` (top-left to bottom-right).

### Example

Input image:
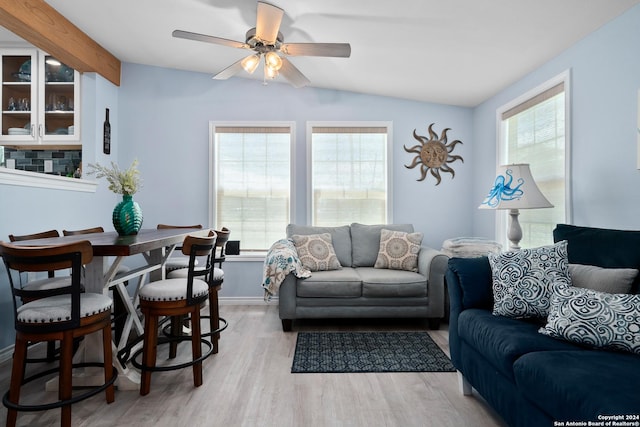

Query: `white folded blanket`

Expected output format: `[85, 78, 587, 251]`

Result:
[441, 237, 502, 257]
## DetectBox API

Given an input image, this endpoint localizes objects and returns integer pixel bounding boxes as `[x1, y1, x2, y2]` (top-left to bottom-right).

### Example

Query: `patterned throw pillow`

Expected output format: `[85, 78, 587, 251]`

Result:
[291, 233, 341, 272]
[539, 286, 640, 355]
[374, 229, 423, 272]
[488, 241, 571, 319]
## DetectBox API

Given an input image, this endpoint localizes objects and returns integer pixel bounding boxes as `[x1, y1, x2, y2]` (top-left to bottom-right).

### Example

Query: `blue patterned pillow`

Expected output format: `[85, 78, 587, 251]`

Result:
[488, 241, 571, 319]
[539, 286, 640, 355]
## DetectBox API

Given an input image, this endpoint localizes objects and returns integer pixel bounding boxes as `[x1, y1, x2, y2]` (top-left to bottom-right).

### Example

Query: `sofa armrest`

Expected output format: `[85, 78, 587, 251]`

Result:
[278, 273, 298, 320]
[446, 256, 493, 312]
[446, 256, 493, 370]
[418, 246, 449, 319]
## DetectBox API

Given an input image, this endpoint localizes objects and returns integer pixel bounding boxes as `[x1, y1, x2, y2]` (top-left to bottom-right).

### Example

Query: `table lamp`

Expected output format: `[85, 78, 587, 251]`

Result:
[478, 163, 553, 250]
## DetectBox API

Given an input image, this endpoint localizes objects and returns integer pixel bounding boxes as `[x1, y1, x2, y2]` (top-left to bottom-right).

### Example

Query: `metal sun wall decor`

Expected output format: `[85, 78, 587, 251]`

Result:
[404, 123, 463, 185]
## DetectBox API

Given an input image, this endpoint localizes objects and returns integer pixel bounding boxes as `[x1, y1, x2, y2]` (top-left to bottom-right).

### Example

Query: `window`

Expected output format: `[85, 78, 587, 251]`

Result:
[308, 123, 391, 226]
[497, 72, 571, 248]
[210, 123, 293, 252]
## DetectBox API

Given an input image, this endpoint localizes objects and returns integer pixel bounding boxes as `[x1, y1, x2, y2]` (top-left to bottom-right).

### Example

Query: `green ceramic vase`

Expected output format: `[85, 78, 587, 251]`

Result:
[112, 194, 143, 236]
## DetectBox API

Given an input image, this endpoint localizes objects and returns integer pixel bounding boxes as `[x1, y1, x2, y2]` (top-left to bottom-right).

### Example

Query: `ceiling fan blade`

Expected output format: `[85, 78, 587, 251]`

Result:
[172, 30, 248, 50]
[279, 57, 310, 88]
[255, 1, 284, 44]
[212, 58, 246, 80]
[280, 43, 351, 58]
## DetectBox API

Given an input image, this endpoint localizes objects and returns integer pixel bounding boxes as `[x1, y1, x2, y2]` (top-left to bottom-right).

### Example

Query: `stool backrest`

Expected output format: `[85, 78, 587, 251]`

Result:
[0, 240, 93, 333]
[8, 229, 61, 279]
[181, 232, 216, 304]
[157, 224, 203, 230]
[8, 229, 59, 242]
[63, 226, 105, 236]
[213, 227, 230, 265]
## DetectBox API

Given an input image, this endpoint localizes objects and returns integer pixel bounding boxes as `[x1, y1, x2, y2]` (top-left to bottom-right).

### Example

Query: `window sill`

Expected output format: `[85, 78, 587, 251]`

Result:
[227, 252, 267, 262]
[0, 167, 97, 192]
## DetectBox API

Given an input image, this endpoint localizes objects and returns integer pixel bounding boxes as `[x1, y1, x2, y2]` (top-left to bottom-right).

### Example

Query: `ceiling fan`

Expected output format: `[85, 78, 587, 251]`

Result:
[172, 1, 351, 88]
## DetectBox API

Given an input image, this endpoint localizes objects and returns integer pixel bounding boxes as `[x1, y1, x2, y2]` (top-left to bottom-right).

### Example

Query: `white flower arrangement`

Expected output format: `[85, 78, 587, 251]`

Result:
[88, 159, 142, 195]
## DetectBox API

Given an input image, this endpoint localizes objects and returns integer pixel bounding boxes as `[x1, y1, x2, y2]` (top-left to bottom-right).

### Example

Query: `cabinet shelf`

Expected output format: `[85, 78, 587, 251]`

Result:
[1, 49, 79, 143]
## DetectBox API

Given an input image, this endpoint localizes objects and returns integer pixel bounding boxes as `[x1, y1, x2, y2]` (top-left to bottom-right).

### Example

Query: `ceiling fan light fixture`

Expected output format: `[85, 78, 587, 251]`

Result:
[241, 54, 261, 74]
[265, 65, 279, 79]
[173, 1, 350, 88]
[264, 51, 283, 71]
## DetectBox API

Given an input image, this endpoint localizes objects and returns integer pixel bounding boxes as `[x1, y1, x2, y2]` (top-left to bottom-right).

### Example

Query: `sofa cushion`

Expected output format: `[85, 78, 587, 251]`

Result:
[568, 263, 637, 294]
[488, 241, 571, 319]
[447, 256, 494, 310]
[374, 229, 423, 272]
[554, 223, 640, 293]
[291, 233, 342, 272]
[296, 268, 362, 298]
[539, 286, 640, 355]
[514, 350, 640, 420]
[351, 223, 414, 267]
[458, 309, 584, 381]
[287, 224, 352, 267]
[357, 267, 427, 297]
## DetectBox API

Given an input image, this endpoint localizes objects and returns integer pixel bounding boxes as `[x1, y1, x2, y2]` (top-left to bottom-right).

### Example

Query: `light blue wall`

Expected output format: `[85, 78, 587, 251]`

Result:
[117, 63, 474, 300]
[2, 3, 639, 349]
[0, 73, 119, 349]
[471, 4, 640, 238]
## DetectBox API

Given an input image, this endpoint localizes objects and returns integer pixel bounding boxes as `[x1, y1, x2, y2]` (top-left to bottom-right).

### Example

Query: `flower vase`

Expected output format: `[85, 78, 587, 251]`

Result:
[112, 194, 143, 236]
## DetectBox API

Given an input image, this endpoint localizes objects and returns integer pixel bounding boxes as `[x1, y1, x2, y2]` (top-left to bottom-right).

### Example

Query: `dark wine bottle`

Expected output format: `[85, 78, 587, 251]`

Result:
[103, 108, 111, 154]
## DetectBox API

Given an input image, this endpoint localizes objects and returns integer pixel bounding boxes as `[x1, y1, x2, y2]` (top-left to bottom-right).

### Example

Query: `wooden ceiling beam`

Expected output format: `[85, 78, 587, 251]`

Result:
[0, 0, 121, 86]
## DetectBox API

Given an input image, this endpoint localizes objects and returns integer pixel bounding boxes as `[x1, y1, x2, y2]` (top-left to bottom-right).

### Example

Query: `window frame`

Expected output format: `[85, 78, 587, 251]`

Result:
[306, 121, 393, 226]
[209, 121, 295, 255]
[494, 70, 572, 248]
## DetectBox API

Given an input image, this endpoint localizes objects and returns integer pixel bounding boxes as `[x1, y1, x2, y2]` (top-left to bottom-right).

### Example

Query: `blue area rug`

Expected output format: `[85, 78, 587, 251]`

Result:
[291, 331, 456, 373]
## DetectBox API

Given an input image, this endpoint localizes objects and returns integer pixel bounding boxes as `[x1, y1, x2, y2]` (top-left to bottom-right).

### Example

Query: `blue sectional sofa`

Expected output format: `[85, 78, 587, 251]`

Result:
[446, 224, 640, 426]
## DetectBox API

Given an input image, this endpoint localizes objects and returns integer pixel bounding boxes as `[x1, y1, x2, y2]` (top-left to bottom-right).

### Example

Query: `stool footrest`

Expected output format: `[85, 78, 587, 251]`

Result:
[200, 316, 228, 338]
[2, 362, 117, 412]
[130, 337, 213, 372]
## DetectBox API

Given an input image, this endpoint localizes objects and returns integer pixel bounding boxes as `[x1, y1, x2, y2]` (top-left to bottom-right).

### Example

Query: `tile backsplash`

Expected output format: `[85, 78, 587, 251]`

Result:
[2, 147, 82, 177]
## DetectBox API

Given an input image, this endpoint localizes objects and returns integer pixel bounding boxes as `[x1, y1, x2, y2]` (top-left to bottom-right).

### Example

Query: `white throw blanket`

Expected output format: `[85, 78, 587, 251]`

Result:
[262, 238, 311, 301]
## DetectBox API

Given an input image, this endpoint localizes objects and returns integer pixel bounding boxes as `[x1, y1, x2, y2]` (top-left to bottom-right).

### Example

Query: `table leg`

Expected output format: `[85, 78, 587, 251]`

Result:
[50, 256, 144, 390]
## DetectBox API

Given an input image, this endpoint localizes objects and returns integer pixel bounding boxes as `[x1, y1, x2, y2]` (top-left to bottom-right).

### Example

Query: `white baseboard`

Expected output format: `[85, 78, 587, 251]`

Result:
[219, 296, 278, 305]
[0, 344, 14, 364]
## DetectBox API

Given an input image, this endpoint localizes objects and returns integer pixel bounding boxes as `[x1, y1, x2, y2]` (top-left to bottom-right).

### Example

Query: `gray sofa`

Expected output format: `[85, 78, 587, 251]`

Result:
[278, 223, 449, 331]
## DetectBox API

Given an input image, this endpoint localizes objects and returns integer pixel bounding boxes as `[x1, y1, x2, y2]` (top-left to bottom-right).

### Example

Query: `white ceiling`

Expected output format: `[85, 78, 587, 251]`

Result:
[3, 0, 639, 107]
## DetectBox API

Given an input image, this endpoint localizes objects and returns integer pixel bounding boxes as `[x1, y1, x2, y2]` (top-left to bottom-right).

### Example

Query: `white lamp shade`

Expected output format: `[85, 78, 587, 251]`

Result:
[478, 163, 553, 210]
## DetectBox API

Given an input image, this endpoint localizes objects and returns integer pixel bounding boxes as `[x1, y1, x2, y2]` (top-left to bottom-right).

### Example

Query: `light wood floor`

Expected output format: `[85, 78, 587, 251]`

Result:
[0, 305, 506, 427]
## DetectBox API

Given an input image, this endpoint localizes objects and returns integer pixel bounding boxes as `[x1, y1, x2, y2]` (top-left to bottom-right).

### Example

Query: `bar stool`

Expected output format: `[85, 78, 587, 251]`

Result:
[132, 232, 216, 396]
[167, 227, 230, 353]
[157, 224, 203, 272]
[9, 229, 74, 362]
[0, 240, 117, 427]
[8, 230, 74, 298]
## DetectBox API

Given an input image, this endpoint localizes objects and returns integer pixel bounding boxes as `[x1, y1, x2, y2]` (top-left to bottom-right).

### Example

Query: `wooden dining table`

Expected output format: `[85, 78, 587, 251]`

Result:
[13, 227, 206, 390]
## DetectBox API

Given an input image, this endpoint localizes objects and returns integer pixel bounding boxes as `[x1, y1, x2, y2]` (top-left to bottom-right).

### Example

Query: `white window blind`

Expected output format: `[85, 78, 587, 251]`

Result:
[213, 125, 292, 251]
[310, 125, 390, 226]
[500, 80, 568, 248]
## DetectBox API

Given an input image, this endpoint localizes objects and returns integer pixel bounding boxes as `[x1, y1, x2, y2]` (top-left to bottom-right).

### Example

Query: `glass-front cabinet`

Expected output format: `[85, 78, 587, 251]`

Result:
[1, 48, 80, 145]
